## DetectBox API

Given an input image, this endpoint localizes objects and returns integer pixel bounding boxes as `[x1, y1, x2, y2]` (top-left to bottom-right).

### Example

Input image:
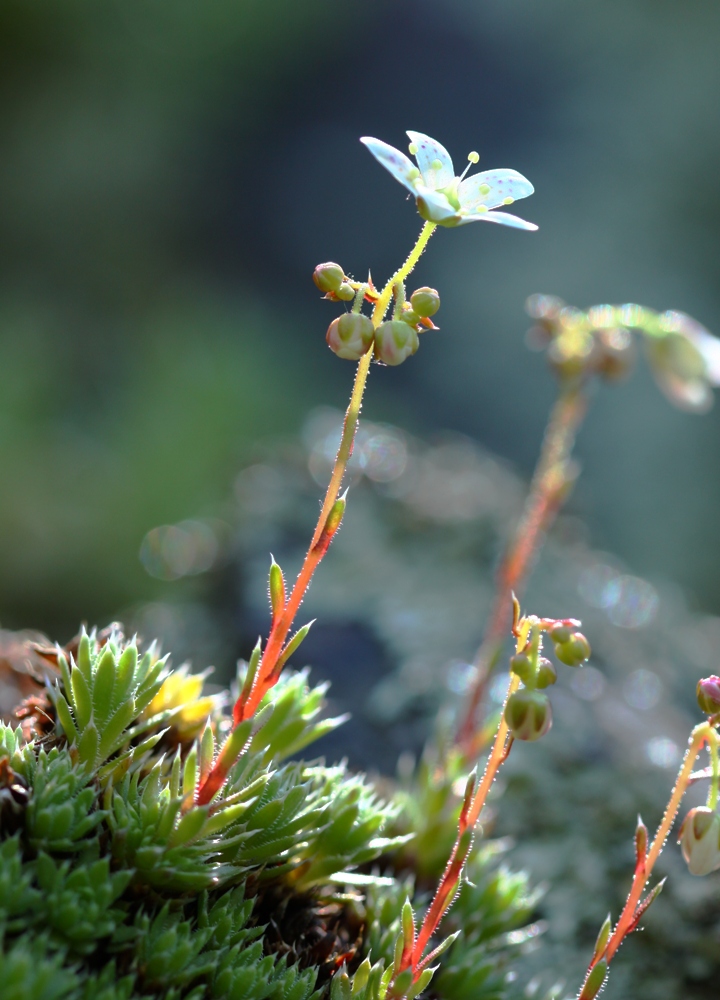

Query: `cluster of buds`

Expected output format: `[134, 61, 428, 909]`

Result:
[312, 261, 358, 302]
[505, 612, 591, 742]
[526, 294, 636, 383]
[314, 262, 439, 366]
[526, 294, 720, 411]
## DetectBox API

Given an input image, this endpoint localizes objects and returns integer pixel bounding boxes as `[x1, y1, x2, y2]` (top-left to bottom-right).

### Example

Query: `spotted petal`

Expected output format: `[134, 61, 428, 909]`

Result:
[360, 137, 421, 194]
[459, 168, 534, 213]
[406, 131, 454, 190]
[457, 210, 538, 231]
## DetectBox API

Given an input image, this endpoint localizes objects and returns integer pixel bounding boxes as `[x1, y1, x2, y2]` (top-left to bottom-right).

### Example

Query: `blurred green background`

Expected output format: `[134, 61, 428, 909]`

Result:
[1, 0, 720, 641]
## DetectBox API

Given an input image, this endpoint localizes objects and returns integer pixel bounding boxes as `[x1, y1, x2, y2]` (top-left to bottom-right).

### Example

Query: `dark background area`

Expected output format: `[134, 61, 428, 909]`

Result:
[1, 0, 720, 643]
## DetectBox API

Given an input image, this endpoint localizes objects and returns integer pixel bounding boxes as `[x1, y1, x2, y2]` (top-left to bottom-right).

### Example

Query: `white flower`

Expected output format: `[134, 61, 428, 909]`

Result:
[360, 130, 537, 231]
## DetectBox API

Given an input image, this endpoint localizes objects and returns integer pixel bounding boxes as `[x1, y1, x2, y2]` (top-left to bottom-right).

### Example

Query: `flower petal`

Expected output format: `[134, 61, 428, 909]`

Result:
[415, 186, 459, 223]
[456, 210, 538, 231]
[459, 168, 534, 212]
[360, 137, 421, 194]
[406, 131, 454, 190]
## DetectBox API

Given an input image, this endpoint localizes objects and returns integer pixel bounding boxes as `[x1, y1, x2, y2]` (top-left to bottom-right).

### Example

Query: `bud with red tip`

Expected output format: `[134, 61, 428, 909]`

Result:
[678, 806, 720, 876]
[697, 676, 720, 716]
[504, 689, 552, 741]
[410, 286, 440, 318]
[326, 314, 375, 361]
[313, 262, 345, 294]
[374, 320, 419, 366]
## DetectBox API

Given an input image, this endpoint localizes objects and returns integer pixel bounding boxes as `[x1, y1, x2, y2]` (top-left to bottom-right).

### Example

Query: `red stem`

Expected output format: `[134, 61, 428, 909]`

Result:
[457, 385, 587, 754]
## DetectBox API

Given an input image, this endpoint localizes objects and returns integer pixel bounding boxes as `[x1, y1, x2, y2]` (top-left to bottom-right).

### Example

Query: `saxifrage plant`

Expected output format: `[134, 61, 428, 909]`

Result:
[2, 129, 720, 1000]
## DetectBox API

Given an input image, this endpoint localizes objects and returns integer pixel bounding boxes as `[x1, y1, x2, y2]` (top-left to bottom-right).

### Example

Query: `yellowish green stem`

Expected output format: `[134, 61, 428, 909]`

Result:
[310, 221, 435, 548]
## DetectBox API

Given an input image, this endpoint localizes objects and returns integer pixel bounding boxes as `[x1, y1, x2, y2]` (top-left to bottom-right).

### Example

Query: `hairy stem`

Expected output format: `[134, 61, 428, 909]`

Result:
[577, 723, 710, 996]
[195, 221, 436, 805]
[458, 384, 587, 754]
[406, 645, 524, 977]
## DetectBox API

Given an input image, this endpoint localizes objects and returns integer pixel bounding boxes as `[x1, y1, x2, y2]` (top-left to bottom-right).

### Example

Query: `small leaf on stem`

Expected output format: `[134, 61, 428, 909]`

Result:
[591, 914, 612, 964]
[635, 815, 648, 869]
[269, 556, 286, 623]
[579, 958, 608, 1000]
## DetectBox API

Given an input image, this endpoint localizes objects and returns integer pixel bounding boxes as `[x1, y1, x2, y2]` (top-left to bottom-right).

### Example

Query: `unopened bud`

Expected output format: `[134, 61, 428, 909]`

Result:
[679, 806, 720, 876]
[410, 287, 440, 318]
[536, 657, 558, 689]
[336, 282, 356, 301]
[549, 623, 572, 644]
[400, 307, 421, 327]
[697, 676, 720, 716]
[555, 632, 591, 667]
[313, 262, 345, 294]
[509, 652, 533, 684]
[374, 320, 419, 366]
[504, 689, 552, 742]
[326, 313, 374, 361]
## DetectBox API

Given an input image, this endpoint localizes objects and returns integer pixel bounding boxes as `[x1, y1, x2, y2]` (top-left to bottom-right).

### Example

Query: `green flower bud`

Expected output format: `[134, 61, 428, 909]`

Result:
[555, 632, 591, 666]
[679, 806, 720, 876]
[536, 657, 558, 689]
[410, 287, 440, 318]
[509, 653, 533, 684]
[336, 282, 356, 301]
[400, 308, 421, 327]
[326, 314, 375, 361]
[374, 320, 419, 366]
[697, 676, 720, 715]
[504, 689, 552, 741]
[313, 262, 345, 294]
[549, 623, 572, 644]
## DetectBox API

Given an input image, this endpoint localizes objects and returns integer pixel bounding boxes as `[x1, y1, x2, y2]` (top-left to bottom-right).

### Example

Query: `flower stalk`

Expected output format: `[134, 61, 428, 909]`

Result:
[577, 721, 716, 999]
[458, 383, 588, 755]
[195, 222, 436, 806]
[393, 621, 529, 990]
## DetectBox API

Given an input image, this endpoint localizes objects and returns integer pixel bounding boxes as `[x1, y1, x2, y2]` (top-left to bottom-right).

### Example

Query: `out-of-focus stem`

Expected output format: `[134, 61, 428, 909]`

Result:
[458, 384, 588, 755]
[576, 723, 710, 997]
[195, 222, 436, 806]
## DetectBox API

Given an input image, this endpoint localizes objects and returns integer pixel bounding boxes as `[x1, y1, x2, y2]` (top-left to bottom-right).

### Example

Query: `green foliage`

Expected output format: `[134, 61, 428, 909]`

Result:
[250, 668, 348, 763]
[35, 854, 132, 955]
[49, 629, 169, 772]
[0, 836, 41, 930]
[0, 627, 536, 999]
[0, 933, 77, 1000]
[25, 750, 105, 853]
